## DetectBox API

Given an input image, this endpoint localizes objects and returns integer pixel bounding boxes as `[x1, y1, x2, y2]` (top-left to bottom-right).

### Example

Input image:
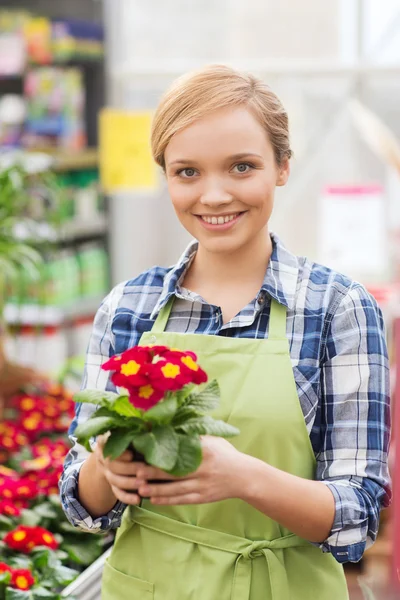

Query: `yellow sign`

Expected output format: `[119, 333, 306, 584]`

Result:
[99, 109, 157, 192]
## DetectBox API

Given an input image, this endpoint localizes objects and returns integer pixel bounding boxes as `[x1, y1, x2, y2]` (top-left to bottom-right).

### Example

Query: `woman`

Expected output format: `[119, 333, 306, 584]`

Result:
[60, 65, 391, 600]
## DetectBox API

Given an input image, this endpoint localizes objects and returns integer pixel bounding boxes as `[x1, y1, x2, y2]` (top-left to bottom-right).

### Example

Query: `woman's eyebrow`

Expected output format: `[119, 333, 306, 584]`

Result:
[168, 153, 263, 167]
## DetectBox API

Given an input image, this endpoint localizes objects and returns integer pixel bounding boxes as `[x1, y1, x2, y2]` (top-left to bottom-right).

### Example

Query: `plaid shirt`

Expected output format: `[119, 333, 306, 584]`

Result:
[60, 233, 391, 564]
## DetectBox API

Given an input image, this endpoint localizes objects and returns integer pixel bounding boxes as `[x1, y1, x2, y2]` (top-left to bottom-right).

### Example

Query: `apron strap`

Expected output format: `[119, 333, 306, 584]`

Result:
[268, 299, 287, 340]
[151, 296, 175, 334]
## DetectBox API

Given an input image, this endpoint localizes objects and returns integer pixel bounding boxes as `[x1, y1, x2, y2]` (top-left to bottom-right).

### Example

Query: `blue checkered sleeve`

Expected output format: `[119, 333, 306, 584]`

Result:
[316, 283, 391, 562]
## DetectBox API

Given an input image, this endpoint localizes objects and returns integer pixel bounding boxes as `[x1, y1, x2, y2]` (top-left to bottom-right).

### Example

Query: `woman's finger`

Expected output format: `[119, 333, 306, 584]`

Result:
[150, 493, 202, 506]
[136, 465, 178, 481]
[111, 485, 141, 506]
[106, 460, 146, 476]
[106, 472, 142, 491]
[139, 479, 195, 498]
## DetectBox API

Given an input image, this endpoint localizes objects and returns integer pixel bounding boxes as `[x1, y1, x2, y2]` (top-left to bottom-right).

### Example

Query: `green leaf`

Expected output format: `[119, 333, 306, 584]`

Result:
[172, 406, 203, 426]
[73, 389, 119, 406]
[185, 380, 220, 413]
[103, 430, 136, 460]
[61, 537, 103, 567]
[5, 589, 33, 600]
[113, 397, 142, 418]
[0, 514, 13, 531]
[31, 548, 51, 569]
[168, 435, 202, 477]
[31, 587, 56, 599]
[33, 503, 58, 520]
[52, 565, 78, 586]
[0, 571, 11, 584]
[177, 416, 240, 437]
[142, 396, 177, 424]
[20, 509, 41, 527]
[74, 416, 115, 441]
[133, 426, 179, 471]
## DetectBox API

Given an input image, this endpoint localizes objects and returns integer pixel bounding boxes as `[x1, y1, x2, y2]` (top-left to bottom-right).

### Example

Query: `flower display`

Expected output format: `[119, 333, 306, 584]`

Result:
[4, 525, 59, 553]
[74, 344, 239, 477]
[0, 383, 107, 599]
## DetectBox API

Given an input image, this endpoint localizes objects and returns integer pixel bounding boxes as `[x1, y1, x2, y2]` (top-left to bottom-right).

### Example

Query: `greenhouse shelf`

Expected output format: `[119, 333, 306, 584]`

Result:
[4, 297, 104, 326]
[62, 548, 111, 599]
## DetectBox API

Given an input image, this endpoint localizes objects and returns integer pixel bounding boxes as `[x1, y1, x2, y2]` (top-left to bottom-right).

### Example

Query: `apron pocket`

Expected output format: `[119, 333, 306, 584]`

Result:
[102, 559, 154, 599]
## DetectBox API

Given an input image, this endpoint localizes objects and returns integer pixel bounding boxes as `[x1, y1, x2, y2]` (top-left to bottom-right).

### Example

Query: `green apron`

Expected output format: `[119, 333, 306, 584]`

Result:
[102, 298, 349, 599]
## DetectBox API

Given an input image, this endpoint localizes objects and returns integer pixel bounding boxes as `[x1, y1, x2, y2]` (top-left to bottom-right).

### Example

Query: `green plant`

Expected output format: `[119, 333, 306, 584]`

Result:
[74, 345, 239, 476]
[0, 165, 62, 316]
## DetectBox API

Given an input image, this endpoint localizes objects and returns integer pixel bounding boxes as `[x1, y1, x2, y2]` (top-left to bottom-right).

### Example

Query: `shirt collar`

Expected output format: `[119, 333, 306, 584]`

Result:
[150, 233, 299, 319]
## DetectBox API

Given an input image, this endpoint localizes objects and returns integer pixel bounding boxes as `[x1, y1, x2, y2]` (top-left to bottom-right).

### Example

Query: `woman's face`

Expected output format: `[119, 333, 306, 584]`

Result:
[164, 106, 289, 255]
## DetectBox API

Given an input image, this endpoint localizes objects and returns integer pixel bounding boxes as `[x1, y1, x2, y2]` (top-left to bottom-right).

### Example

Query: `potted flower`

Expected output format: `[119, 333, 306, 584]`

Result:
[73, 345, 240, 475]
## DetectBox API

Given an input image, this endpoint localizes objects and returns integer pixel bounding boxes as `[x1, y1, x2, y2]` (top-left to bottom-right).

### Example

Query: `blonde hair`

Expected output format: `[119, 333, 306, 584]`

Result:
[151, 64, 292, 169]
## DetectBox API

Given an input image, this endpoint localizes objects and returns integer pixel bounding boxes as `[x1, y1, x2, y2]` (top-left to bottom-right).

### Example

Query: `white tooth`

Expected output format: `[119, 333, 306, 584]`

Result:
[223, 216, 230, 223]
[218, 216, 225, 224]
[230, 215, 235, 221]
[211, 217, 218, 225]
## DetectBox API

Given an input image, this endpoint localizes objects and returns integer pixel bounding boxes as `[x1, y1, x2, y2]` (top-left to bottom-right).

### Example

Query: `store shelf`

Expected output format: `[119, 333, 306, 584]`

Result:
[4, 296, 104, 326]
[28, 147, 99, 172]
[0, 148, 98, 173]
[14, 217, 108, 244]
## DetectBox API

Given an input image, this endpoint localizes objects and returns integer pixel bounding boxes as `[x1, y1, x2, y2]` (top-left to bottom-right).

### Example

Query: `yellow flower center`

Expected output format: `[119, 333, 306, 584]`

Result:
[21, 397, 35, 410]
[42, 533, 54, 544]
[138, 385, 155, 399]
[161, 363, 180, 379]
[13, 531, 27, 542]
[121, 360, 141, 376]
[15, 576, 29, 589]
[181, 356, 199, 371]
[17, 486, 30, 495]
[23, 417, 40, 430]
[3, 490, 12, 498]
[3, 437, 13, 448]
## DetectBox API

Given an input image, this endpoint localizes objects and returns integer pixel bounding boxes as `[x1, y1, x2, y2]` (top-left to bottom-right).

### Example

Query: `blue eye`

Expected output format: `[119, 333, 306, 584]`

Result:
[233, 163, 253, 174]
[178, 168, 197, 178]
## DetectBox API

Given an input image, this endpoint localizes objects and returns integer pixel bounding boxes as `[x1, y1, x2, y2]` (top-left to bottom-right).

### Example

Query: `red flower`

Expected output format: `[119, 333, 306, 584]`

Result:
[0, 562, 12, 574]
[149, 359, 191, 391]
[4, 526, 36, 553]
[0, 500, 21, 518]
[4, 525, 59, 553]
[0, 422, 29, 452]
[0, 478, 38, 502]
[127, 384, 164, 410]
[10, 569, 35, 591]
[32, 526, 59, 550]
[105, 348, 150, 388]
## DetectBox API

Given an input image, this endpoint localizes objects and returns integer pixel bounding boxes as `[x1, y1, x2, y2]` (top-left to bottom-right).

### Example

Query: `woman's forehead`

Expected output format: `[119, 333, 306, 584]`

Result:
[165, 107, 271, 164]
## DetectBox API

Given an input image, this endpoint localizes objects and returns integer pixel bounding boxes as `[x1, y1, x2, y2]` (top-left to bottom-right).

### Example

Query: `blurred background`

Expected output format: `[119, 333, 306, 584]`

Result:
[0, 0, 399, 598]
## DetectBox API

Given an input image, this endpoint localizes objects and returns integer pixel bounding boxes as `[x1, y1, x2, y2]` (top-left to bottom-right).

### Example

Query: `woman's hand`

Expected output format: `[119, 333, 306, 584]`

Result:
[136, 436, 247, 505]
[94, 436, 144, 506]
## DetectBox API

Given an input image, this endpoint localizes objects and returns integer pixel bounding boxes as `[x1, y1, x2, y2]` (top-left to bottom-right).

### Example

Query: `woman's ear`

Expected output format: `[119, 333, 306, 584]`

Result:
[276, 158, 290, 187]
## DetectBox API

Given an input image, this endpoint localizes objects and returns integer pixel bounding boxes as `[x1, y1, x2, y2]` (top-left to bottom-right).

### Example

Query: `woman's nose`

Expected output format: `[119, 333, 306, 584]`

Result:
[199, 180, 234, 206]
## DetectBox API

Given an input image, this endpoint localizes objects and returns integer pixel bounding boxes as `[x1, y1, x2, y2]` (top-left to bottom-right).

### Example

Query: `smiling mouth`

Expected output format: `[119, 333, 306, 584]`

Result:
[199, 212, 243, 225]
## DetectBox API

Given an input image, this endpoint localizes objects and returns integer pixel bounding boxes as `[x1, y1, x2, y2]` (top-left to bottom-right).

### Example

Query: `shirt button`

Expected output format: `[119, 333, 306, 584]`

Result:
[257, 292, 266, 305]
[149, 335, 157, 344]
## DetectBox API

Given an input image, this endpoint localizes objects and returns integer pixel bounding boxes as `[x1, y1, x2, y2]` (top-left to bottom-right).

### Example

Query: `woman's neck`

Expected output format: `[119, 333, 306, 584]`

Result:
[185, 230, 273, 292]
